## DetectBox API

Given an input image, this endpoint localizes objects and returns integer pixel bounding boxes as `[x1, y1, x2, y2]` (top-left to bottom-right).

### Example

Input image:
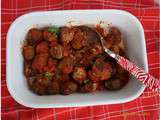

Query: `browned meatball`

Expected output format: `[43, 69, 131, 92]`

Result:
[32, 53, 49, 72]
[58, 55, 75, 74]
[71, 28, 87, 49]
[27, 76, 50, 95]
[43, 58, 57, 73]
[79, 43, 103, 66]
[116, 63, 127, 74]
[88, 59, 112, 82]
[23, 46, 35, 60]
[36, 41, 49, 54]
[78, 25, 100, 44]
[105, 78, 123, 90]
[24, 62, 37, 77]
[104, 27, 122, 48]
[60, 27, 75, 44]
[79, 82, 98, 93]
[60, 81, 78, 95]
[72, 67, 87, 84]
[105, 72, 129, 90]
[43, 29, 57, 42]
[109, 27, 122, 44]
[79, 50, 95, 67]
[47, 81, 60, 94]
[73, 47, 87, 64]
[27, 28, 42, 45]
[54, 70, 70, 82]
[63, 45, 70, 57]
[90, 43, 103, 55]
[50, 43, 64, 59]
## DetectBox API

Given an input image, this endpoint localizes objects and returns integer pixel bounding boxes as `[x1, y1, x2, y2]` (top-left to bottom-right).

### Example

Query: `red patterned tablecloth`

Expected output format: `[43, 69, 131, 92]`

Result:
[1, 0, 160, 120]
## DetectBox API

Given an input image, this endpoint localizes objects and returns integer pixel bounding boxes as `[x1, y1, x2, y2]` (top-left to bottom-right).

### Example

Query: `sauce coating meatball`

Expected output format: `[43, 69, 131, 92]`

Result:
[80, 43, 103, 66]
[28, 76, 50, 95]
[43, 58, 57, 73]
[60, 81, 78, 95]
[32, 53, 49, 72]
[88, 58, 112, 81]
[54, 70, 70, 82]
[105, 72, 129, 90]
[47, 81, 60, 94]
[79, 82, 98, 93]
[104, 27, 122, 48]
[60, 27, 75, 44]
[24, 62, 37, 77]
[71, 28, 87, 49]
[50, 43, 64, 59]
[72, 67, 87, 83]
[27, 28, 42, 45]
[36, 41, 49, 54]
[23, 46, 35, 60]
[58, 55, 75, 74]
[43, 29, 57, 42]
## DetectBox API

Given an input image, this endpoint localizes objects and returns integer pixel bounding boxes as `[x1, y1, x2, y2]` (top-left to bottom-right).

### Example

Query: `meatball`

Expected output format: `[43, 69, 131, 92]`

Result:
[62, 44, 70, 57]
[28, 76, 50, 95]
[71, 28, 87, 49]
[36, 41, 49, 54]
[88, 59, 112, 81]
[109, 27, 122, 44]
[110, 62, 117, 75]
[24, 62, 37, 77]
[43, 29, 57, 42]
[78, 25, 100, 44]
[90, 42, 103, 55]
[47, 81, 60, 94]
[79, 82, 98, 93]
[104, 27, 122, 48]
[105, 78, 123, 90]
[105, 71, 129, 90]
[72, 67, 87, 83]
[32, 53, 49, 72]
[74, 47, 87, 64]
[79, 43, 103, 66]
[60, 27, 75, 44]
[50, 43, 64, 59]
[27, 28, 42, 45]
[23, 46, 35, 60]
[43, 58, 57, 73]
[58, 55, 75, 74]
[54, 70, 70, 82]
[116, 63, 127, 74]
[79, 50, 95, 66]
[60, 81, 78, 95]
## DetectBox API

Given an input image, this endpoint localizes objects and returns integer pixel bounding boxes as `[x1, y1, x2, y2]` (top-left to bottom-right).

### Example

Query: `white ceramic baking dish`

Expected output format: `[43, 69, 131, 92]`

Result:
[7, 10, 148, 108]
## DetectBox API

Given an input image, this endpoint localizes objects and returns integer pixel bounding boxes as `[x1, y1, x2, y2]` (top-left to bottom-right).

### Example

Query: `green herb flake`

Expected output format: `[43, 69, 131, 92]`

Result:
[48, 26, 59, 34]
[84, 79, 90, 84]
[42, 72, 53, 80]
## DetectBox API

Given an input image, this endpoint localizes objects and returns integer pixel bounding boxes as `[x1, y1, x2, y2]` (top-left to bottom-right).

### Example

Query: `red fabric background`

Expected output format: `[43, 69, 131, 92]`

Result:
[1, 0, 160, 120]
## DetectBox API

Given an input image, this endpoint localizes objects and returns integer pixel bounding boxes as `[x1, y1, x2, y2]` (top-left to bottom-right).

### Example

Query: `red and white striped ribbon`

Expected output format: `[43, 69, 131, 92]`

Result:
[117, 56, 160, 92]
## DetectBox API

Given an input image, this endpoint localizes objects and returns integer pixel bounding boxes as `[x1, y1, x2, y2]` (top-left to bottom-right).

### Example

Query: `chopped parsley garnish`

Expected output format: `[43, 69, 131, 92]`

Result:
[48, 26, 59, 34]
[41, 72, 53, 80]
